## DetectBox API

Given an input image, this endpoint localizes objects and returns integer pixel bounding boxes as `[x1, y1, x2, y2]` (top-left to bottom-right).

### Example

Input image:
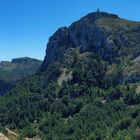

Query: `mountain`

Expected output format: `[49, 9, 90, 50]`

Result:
[0, 11, 140, 140]
[0, 57, 42, 82]
[41, 11, 140, 83]
[0, 57, 42, 95]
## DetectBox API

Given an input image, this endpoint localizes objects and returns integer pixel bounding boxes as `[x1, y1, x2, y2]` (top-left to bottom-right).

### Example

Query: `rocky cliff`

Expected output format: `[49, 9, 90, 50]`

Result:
[42, 11, 140, 68]
[41, 11, 140, 83]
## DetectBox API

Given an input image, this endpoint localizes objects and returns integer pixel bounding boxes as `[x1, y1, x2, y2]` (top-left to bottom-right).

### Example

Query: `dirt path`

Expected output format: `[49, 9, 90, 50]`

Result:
[4, 128, 18, 140]
[4, 128, 41, 140]
[0, 133, 9, 140]
[6, 128, 18, 137]
[25, 136, 41, 140]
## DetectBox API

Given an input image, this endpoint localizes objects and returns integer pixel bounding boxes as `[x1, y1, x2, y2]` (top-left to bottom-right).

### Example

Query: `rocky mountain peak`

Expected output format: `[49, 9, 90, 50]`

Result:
[81, 10, 119, 22]
[41, 11, 140, 71]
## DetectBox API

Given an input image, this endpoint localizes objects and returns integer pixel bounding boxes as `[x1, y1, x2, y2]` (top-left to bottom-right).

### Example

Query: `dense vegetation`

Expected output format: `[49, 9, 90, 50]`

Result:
[0, 11, 140, 140]
[0, 49, 140, 140]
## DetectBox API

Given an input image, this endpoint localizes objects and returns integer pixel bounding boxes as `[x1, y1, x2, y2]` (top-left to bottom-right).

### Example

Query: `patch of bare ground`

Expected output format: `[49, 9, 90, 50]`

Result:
[25, 135, 41, 140]
[57, 68, 73, 86]
[0, 133, 9, 140]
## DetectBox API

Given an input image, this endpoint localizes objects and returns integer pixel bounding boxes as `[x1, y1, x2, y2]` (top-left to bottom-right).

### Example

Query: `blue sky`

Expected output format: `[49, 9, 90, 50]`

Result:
[0, 0, 140, 61]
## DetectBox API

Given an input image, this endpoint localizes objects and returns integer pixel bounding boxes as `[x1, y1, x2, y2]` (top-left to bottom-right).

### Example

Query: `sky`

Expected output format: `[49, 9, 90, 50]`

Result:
[0, 0, 140, 61]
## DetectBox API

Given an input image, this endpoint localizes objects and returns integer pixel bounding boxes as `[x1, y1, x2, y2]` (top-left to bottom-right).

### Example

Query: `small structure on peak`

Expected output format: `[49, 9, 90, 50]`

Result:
[97, 9, 100, 12]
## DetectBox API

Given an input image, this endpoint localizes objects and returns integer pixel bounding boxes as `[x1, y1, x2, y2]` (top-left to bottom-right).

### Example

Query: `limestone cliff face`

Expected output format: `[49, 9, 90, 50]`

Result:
[69, 11, 119, 54]
[41, 11, 140, 71]
[41, 27, 73, 69]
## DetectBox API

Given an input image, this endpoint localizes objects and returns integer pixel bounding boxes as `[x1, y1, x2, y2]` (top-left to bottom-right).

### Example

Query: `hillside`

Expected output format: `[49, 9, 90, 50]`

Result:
[0, 57, 42, 82]
[0, 57, 42, 95]
[0, 11, 140, 140]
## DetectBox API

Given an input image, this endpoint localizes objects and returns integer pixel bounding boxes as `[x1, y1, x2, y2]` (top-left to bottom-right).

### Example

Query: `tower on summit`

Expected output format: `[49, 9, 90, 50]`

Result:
[97, 9, 100, 12]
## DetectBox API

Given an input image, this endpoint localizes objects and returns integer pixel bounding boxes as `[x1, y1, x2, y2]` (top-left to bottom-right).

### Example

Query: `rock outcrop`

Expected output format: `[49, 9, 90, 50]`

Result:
[41, 11, 140, 84]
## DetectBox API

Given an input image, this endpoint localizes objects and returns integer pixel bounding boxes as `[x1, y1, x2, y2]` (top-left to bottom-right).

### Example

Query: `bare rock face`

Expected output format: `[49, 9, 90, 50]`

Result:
[69, 11, 119, 55]
[41, 11, 140, 70]
[41, 27, 74, 70]
[69, 20, 117, 60]
[41, 11, 119, 70]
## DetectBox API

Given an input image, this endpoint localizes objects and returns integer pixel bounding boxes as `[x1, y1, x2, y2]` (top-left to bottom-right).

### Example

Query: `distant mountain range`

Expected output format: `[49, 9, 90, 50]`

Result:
[0, 57, 42, 95]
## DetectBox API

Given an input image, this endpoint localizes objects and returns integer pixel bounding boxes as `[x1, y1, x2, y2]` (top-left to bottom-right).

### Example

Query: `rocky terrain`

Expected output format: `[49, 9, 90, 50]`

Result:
[42, 11, 140, 84]
[0, 11, 140, 139]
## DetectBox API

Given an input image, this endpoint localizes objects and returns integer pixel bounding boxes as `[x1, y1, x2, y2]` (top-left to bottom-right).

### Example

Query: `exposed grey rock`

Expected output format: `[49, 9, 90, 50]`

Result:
[41, 27, 74, 69]
[41, 11, 140, 70]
